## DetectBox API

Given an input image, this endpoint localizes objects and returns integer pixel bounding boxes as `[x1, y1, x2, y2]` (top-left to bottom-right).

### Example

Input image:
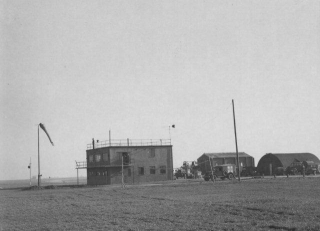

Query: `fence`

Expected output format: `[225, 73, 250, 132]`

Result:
[87, 139, 171, 150]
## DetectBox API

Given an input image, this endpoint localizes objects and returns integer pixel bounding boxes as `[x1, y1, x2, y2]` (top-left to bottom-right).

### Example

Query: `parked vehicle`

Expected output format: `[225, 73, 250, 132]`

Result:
[240, 166, 258, 177]
[303, 161, 318, 175]
[203, 171, 215, 181]
[203, 164, 236, 181]
[275, 167, 286, 176]
[174, 169, 185, 179]
[286, 161, 304, 175]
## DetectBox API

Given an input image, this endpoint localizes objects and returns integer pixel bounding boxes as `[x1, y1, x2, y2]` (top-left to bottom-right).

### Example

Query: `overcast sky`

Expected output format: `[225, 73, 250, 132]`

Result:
[1, 0, 319, 180]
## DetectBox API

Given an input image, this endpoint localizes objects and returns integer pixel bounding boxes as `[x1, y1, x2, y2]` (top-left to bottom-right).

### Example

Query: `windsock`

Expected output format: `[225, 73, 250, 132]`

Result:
[39, 123, 54, 146]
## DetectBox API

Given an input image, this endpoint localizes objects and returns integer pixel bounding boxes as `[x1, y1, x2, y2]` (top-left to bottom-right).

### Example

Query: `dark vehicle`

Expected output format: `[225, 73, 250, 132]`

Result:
[275, 167, 286, 176]
[285, 166, 299, 175]
[286, 161, 303, 175]
[240, 166, 258, 177]
[303, 161, 318, 175]
[203, 164, 236, 181]
[203, 171, 215, 181]
[174, 169, 185, 179]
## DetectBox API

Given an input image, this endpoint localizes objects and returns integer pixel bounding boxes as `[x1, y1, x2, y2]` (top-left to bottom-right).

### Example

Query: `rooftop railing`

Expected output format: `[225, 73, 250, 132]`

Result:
[87, 139, 171, 150]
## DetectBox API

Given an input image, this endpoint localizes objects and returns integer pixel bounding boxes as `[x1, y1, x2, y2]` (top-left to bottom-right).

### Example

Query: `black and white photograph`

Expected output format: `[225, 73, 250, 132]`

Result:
[1, 1, 319, 230]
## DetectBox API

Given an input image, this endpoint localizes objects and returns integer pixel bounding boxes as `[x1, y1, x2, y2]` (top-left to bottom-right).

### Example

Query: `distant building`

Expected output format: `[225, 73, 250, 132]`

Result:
[85, 139, 173, 185]
[197, 152, 254, 174]
[257, 153, 320, 175]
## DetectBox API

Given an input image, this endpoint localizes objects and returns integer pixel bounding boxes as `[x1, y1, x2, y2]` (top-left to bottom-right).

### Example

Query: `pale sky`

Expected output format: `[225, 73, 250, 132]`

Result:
[1, 0, 319, 180]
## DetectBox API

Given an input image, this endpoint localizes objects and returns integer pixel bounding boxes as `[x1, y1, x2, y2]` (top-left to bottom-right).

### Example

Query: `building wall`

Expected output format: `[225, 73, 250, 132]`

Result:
[86, 146, 173, 185]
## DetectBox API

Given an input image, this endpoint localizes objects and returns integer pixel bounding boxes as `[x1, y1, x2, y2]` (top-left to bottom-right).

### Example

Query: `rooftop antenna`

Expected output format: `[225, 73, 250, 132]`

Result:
[169, 124, 175, 143]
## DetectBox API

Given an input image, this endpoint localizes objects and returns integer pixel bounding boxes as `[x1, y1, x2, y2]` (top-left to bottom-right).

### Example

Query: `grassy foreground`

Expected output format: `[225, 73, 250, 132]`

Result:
[1, 177, 319, 231]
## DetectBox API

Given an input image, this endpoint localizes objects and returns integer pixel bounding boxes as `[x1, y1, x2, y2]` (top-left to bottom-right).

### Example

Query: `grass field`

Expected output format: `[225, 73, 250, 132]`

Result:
[1, 176, 320, 231]
[0, 177, 87, 189]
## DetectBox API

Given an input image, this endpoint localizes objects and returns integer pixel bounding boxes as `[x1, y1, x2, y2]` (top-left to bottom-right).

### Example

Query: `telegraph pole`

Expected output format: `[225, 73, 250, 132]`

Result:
[232, 100, 241, 182]
[208, 157, 215, 183]
[121, 154, 125, 188]
[38, 124, 41, 187]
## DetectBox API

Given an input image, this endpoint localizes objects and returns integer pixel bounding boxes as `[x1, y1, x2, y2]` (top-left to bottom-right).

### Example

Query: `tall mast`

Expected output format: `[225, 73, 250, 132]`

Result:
[38, 124, 40, 187]
[232, 100, 241, 182]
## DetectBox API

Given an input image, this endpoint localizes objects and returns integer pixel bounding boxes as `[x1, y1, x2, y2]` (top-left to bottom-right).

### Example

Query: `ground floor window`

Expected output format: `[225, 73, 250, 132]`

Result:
[128, 168, 131, 177]
[150, 166, 156, 174]
[138, 167, 144, 175]
[160, 166, 166, 174]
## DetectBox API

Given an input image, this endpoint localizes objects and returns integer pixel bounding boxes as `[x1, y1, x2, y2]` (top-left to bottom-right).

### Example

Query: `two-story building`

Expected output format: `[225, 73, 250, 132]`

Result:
[86, 139, 173, 185]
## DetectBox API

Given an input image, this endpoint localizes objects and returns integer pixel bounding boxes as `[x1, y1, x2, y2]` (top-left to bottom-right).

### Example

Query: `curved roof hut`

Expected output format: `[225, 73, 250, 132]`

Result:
[257, 153, 319, 175]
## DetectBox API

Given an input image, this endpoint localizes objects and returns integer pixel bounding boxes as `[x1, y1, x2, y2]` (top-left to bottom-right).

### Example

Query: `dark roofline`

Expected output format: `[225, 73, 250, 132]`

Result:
[266, 152, 315, 155]
[87, 145, 173, 152]
[259, 153, 320, 168]
[200, 152, 253, 158]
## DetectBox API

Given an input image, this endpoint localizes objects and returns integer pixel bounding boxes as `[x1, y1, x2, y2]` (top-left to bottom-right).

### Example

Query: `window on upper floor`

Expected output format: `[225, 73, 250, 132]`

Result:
[95, 154, 101, 162]
[89, 155, 93, 162]
[149, 149, 155, 158]
[103, 153, 108, 161]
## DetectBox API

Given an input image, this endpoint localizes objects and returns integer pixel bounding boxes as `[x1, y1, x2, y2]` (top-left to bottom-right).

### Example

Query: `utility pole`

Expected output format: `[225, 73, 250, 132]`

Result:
[121, 154, 125, 188]
[232, 99, 241, 182]
[75, 161, 79, 185]
[208, 157, 214, 183]
[38, 124, 41, 187]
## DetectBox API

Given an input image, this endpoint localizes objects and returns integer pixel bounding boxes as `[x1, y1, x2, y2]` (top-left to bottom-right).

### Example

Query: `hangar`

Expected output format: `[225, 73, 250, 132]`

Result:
[197, 152, 255, 174]
[257, 153, 320, 175]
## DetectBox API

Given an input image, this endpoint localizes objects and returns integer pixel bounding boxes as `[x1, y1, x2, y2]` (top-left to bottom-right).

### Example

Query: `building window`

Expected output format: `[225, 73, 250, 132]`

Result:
[150, 166, 156, 174]
[89, 155, 93, 162]
[88, 172, 93, 176]
[96, 172, 100, 176]
[128, 168, 131, 177]
[95, 154, 101, 162]
[122, 153, 130, 165]
[160, 166, 166, 174]
[103, 153, 108, 161]
[149, 149, 155, 158]
[138, 167, 144, 175]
